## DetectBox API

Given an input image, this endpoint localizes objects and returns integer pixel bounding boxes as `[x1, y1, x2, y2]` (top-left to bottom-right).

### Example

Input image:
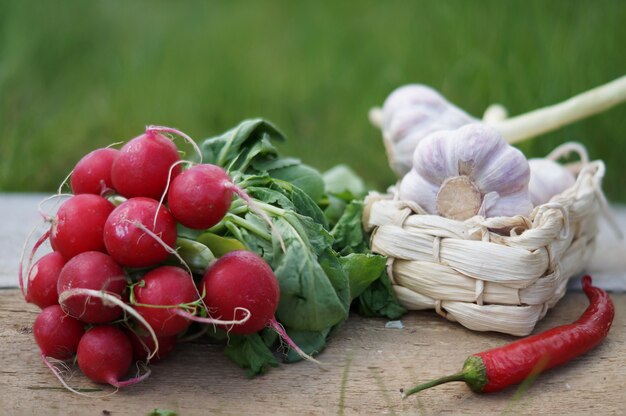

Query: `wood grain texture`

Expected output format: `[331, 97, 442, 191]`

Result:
[1, 289, 624, 416]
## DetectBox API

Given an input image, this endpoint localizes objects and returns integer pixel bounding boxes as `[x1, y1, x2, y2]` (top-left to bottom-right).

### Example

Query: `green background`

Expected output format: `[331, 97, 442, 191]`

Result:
[1, 1, 625, 201]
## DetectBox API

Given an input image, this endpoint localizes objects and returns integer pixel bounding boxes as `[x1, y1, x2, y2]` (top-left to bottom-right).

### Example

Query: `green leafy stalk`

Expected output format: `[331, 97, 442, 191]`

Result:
[194, 119, 405, 374]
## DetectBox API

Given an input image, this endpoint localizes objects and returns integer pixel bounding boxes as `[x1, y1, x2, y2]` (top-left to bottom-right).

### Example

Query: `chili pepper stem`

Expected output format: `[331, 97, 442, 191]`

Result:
[402, 356, 488, 398]
[402, 372, 465, 398]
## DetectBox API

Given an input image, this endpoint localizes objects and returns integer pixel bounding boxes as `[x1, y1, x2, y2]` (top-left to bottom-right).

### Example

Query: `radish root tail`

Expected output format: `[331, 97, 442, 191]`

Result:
[130, 220, 211, 314]
[58, 288, 160, 362]
[269, 318, 324, 367]
[19, 227, 51, 300]
[154, 159, 191, 229]
[41, 354, 118, 398]
[37, 193, 72, 222]
[108, 364, 151, 388]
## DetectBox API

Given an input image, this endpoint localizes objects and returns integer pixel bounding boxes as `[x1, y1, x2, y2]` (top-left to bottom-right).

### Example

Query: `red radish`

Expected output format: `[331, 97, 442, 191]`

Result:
[133, 266, 199, 336]
[200, 250, 279, 335]
[194, 250, 319, 363]
[50, 194, 115, 259]
[168, 164, 234, 229]
[57, 251, 127, 323]
[167, 164, 283, 254]
[110, 129, 181, 200]
[70, 148, 120, 195]
[77, 326, 148, 387]
[103, 197, 177, 268]
[26, 252, 66, 309]
[34, 305, 85, 360]
[127, 329, 177, 362]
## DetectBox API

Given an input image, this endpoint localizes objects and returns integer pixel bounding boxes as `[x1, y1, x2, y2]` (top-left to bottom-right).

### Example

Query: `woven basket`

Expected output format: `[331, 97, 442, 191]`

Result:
[363, 143, 607, 336]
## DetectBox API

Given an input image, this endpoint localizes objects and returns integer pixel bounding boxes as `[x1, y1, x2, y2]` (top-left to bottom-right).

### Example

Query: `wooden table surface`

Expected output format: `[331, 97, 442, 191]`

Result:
[1, 288, 624, 415]
[1, 194, 625, 415]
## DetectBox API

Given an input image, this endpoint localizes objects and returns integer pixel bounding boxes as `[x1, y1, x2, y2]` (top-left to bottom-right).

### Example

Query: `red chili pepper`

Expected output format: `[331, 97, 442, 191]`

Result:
[402, 275, 614, 397]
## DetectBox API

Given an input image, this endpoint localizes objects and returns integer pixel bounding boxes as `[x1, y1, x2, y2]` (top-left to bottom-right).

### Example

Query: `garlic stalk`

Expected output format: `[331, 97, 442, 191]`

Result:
[371, 76, 626, 177]
[399, 123, 533, 220]
[493, 75, 626, 144]
[482, 103, 508, 123]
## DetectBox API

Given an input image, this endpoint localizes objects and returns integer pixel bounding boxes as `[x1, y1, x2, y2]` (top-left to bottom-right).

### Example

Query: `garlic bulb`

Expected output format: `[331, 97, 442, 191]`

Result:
[528, 158, 576, 206]
[399, 123, 533, 220]
[381, 85, 476, 176]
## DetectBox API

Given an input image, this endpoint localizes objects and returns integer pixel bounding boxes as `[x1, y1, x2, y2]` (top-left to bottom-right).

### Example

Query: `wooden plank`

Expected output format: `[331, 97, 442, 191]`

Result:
[1, 288, 624, 415]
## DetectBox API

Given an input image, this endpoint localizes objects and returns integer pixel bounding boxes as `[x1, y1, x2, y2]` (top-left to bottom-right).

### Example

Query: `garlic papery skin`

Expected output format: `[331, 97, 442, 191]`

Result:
[371, 77, 626, 179]
[528, 158, 576, 206]
[399, 123, 533, 220]
[381, 85, 476, 176]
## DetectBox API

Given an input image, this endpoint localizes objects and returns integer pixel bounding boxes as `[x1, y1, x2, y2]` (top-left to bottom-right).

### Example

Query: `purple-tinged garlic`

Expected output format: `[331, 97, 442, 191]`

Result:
[528, 158, 576, 206]
[370, 77, 626, 177]
[375, 85, 476, 176]
[399, 123, 533, 220]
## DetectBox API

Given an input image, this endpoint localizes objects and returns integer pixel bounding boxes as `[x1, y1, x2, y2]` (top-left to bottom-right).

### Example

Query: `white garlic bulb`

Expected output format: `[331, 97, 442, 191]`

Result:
[381, 85, 477, 176]
[528, 158, 576, 206]
[399, 123, 533, 220]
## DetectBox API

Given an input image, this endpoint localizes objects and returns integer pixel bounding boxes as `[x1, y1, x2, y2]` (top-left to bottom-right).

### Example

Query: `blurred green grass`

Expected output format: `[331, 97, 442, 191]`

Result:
[1, 0, 625, 201]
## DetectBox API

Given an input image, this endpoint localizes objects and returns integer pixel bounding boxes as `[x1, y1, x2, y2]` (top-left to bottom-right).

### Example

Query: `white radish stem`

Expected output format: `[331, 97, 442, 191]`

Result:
[18, 223, 42, 297]
[491, 75, 626, 144]
[146, 125, 203, 164]
[41, 354, 118, 398]
[57, 170, 74, 195]
[58, 289, 160, 361]
[37, 193, 72, 222]
[130, 220, 211, 314]
[106, 141, 124, 148]
[19, 227, 50, 298]
[154, 159, 191, 228]
[175, 307, 252, 326]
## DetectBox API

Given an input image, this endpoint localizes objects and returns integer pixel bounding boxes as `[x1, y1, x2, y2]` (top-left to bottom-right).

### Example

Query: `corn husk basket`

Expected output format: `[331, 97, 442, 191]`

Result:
[363, 143, 610, 336]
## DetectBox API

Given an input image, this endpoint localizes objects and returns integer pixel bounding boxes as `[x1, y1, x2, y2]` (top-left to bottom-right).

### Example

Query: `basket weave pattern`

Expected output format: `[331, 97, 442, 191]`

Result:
[364, 159, 605, 336]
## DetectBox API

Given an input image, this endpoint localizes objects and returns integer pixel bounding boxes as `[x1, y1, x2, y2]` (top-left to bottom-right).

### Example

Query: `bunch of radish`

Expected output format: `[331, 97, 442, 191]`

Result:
[20, 126, 313, 394]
